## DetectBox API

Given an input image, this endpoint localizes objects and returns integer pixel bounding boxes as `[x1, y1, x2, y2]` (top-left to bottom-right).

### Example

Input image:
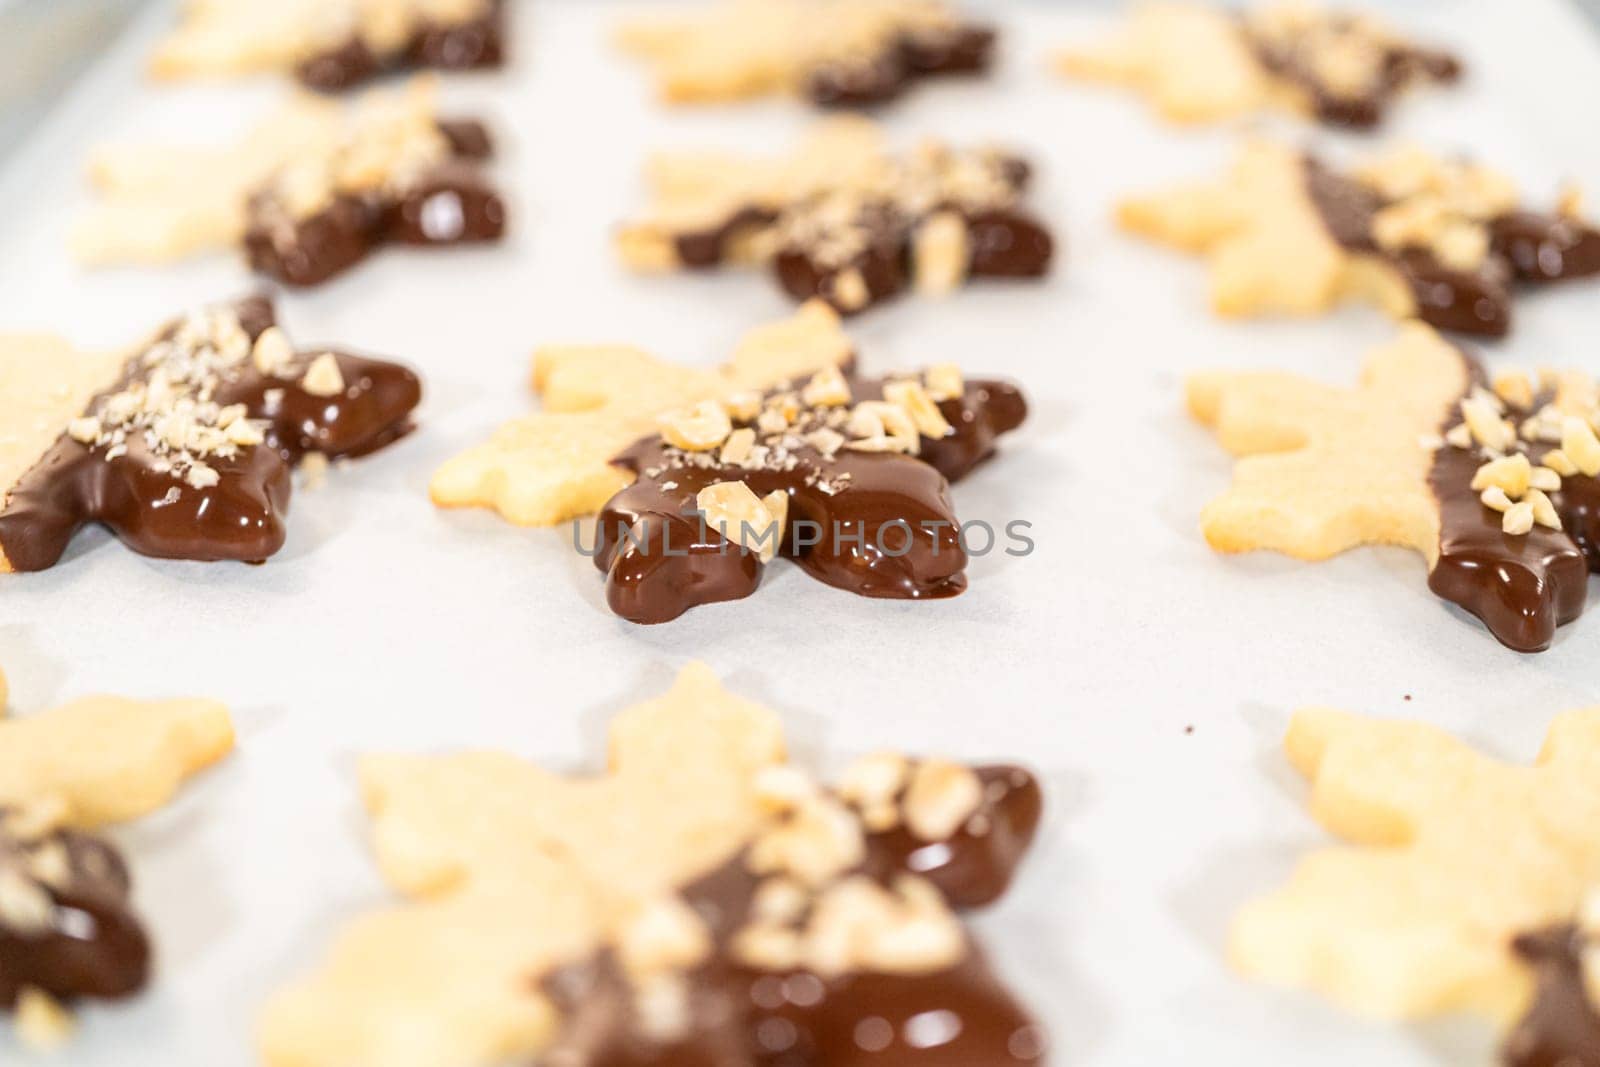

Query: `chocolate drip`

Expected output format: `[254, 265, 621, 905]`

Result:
[543, 765, 1047, 1067]
[804, 24, 995, 108]
[592, 375, 1026, 624]
[0, 815, 149, 1008]
[243, 122, 504, 288]
[0, 297, 421, 571]
[1425, 353, 1600, 652]
[1504, 926, 1600, 1067]
[296, 0, 504, 92]
[1244, 16, 1459, 128]
[1304, 160, 1600, 337]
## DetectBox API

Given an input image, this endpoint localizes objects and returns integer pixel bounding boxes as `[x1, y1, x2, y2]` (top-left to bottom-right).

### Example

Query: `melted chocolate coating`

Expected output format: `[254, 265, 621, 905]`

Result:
[296, 0, 504, 92]
[593, 375, 1027, 624]
[1425, 351, 1600, 652]
[0, 816, 149, 1007]
[0, 296, 421, 571]
[1244, 16, 1460, 128]
[1304, 160, 1600, 337]
[804, 24, 996, 108]
[543, 765, 1047, 1067]
[243, 121, 505, 288]
[1504, 926, 1600, 1067]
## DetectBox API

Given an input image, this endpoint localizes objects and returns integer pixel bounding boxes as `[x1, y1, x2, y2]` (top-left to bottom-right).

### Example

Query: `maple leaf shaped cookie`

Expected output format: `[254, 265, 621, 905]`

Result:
[616, 0, 995, 108]
[0, 664, 233, 1031]
[1191, 322, 1600, 652]
[150, 0, 505, 91]
[617, 117, 1053, 314]
[0, 296, 420, 573]
[431, 301, 1028, 623]
[1233, 705, 1600, 1030]
[74, 79, 504, 287]
[1122, 142, 1600, 337]
[259, 663, 1044, 1067]
[1058, 3, 1460, 128]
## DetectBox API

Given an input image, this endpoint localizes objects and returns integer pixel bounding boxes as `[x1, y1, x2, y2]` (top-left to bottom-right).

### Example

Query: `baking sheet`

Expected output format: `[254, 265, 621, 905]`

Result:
[3, 1, 1600, 1064]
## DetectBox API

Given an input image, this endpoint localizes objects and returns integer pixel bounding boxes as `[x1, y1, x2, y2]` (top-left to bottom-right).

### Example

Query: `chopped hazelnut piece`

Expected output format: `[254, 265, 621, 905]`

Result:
[1528, 466, 1563, 492]
[695, 480, 786, 562]
[1502, 499, 1535, 536]
[845, 401, 920, 454]
[301, 353, 346, 398]
[719, 427, 757, 466]
[1470, 454, 1532, 497]
[14, 987, 74, 1052]
[831, 268, 870, 312]
[724, 390, 762, 422]
[252, 326, 294, 376]
[66, 416, 102, 445]
[1544, 450, 1579, 478]
[884, 379, 952, 438]
[185, 463, 221, 490]
[1460, 394, 1515, 452]
[751, 877, 810, 926]
[805, 427, 845, 457]
[903, 759, 984, 842]
[1493, 372, 1535, 411]
[1480, 486, 1513, 513]
[837, 751, 910, 812]
[616, 896, 711, 979]
[0, 868, 55, 935]
[1526, 488, 1562, 530]
[801, 366, 851, 408]
[661, 399, 734, 452]
[912, 211, 970, 296]
[923, 363, 964, 402]
[1562, 416, 1600, 476]
[1432, 221, 1490, 272]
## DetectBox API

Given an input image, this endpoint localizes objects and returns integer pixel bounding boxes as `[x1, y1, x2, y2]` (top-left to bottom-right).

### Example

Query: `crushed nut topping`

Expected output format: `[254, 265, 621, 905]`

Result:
[1353, 146, 1519, 270]
[1442, 367, 1600, 536]
[695, 481, 789, 563]
[57, 306, 283, 489]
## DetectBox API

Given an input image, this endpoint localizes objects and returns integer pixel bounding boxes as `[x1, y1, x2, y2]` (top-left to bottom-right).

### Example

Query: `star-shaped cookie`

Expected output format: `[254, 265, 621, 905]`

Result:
[1191, 321, 1600, 651]
[0, 664, 233, 1043]
[430, 301, 1029, 623]
[0, 296, 420, 573]
[1234, 705, 1600, 1033]
[150, 0, 505, 91]
[260, 662, 1044, 1067]
[617, 117, 1054, 315]
[616, 0, 996, 108]
[1122, 141, 1600, 337]
[74, 79, 504, 286]
[1059, 2, 1460, 128]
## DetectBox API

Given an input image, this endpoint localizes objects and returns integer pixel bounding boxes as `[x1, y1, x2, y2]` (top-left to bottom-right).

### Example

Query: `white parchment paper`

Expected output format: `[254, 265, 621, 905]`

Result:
[2, 2, 1600, 1064]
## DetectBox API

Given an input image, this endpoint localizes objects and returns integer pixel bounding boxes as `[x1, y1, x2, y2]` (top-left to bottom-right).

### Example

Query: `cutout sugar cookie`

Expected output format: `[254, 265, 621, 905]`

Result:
[75, 79, 503, 286]
[1233, 705, 1600, 1063]
[1191, 321, 1600, 652]
[260, 662, 1045, 1067]
[430, 302, 1028, 623]
[617, 0, 996, 108]
[0, 296, 420, 573]
[151, 0, 505, 91]
[0, 664, 234, 1048]
[618, 117, 1054, 315]
[1122, 142, 1600, 337]
[1059, 3, 1460, 128]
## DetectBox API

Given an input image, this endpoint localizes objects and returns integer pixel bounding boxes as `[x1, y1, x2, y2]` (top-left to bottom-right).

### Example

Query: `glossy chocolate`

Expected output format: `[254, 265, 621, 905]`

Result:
[543, 763, 1046, 1067]
[244, 121, 505, 287]
[673, 152, 1051, 315]
[1425, 352, 1600, 652]
[593, 374, 1027, 624]
[0, 814, 149, 1008]
[805, 24, 996, 108]
[1243, 15, 1459, 128]
[1304, 159, 1599, 337]
[1504, 926, 1600, 1067]
[0, 297, 421, 572]
[296, 0, 504, 92]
